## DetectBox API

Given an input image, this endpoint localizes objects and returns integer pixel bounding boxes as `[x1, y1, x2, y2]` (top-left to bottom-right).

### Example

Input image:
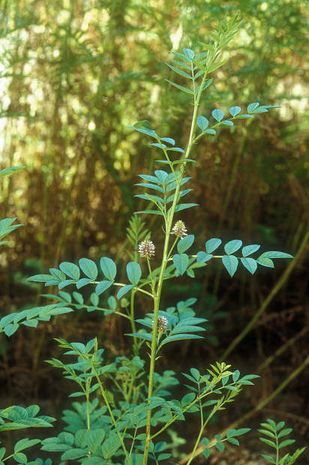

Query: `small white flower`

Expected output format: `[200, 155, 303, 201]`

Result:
[157, 316, 169, 333]
[172, 220, 188, 238]
[138, 240, 155, 259]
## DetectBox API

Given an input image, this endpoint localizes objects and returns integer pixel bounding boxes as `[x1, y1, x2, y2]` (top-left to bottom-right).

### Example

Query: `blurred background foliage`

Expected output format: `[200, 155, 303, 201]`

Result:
[0, 0, 308, 456]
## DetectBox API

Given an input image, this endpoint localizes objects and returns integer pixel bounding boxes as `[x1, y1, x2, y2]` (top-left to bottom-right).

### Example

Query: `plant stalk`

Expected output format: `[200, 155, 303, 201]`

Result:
[142, 71, 208, 465]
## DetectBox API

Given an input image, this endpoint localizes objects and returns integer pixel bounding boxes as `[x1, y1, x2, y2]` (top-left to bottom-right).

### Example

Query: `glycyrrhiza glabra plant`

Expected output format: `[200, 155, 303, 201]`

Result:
[1, 17, 304, 465]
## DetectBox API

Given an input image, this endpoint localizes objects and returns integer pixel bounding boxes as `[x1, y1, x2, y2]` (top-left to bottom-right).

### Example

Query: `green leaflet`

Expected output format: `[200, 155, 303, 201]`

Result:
[117, 284, 134, 299]
[166, 63, 192, 79]
[59, 262, 80, 280]
[222, 255, 238, 277]
[76, 278, 92, 289]
[183, 48, 195, 61]
[205, 238, 222, 253]
[79, 258, 98, 280]
[136, 209, 164, 216]
[0, 165, 24, 177]
[127, 332, 153, 342]
[28, 274, 55, 283]
[173, 254, 189, 276]
[131, 120, 158, 139]
[174, 203, 198, 212]
[95, 280, 113, 296]
[196, 251, 213, 263]
[229, 106, 241, 117]
[200, 238, 292, 277]
[0, 217, 22, 243]
[259, 251, 293, 259]
[160, 334, 203, 346]
[102, 432, 122, 459]
[177, 235, 195, 253]
[61, 448, 87, 460]
[126, 261, 142, 285]
[166, 80, 194, 95]
[197, 115, 209, 131]
[242, 244, 261, 256]
[256, 257, 275, 268]
[14, 438, 41, 453]
[224, 239, 242, 255]
[212, 108, 224, 122]
[240, 257, 257, 274]
[100, 257, 117, 281]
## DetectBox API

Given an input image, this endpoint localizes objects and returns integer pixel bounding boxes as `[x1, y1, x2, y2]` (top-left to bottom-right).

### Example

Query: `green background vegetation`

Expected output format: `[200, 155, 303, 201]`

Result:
[0, 0, 308, 461]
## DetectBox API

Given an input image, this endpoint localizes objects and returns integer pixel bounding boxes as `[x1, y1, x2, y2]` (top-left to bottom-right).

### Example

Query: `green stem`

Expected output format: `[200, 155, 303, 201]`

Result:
[130, 290, 139, 355]
[113, 282, 153, 298]
[151, 379, 221, 440]
[146, 257, 156, 294]
[185, 408, 217, 465]
[85, 387, 91, 431]
[129, 427, 138, 457]
[142, 71, 208, 465]
[166, 236, 179, 260]
[275, 430, 279, 465]
[185, 387, 206, 465]
[178, 355, 309, 465]
[93, 369, 129, 461]
[66, 301, 132, 321]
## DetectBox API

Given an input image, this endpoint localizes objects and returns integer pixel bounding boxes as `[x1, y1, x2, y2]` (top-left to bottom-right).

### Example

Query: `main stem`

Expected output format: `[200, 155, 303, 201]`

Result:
[142, 73, 207, 465]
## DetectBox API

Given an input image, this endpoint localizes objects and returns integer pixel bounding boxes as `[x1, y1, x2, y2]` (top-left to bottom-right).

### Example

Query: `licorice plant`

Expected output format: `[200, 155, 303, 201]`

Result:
[0, 17, 305, 465]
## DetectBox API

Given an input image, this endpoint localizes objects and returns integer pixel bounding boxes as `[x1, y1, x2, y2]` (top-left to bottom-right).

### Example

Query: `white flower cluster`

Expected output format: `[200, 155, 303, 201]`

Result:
[138, 240, 155, 259]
